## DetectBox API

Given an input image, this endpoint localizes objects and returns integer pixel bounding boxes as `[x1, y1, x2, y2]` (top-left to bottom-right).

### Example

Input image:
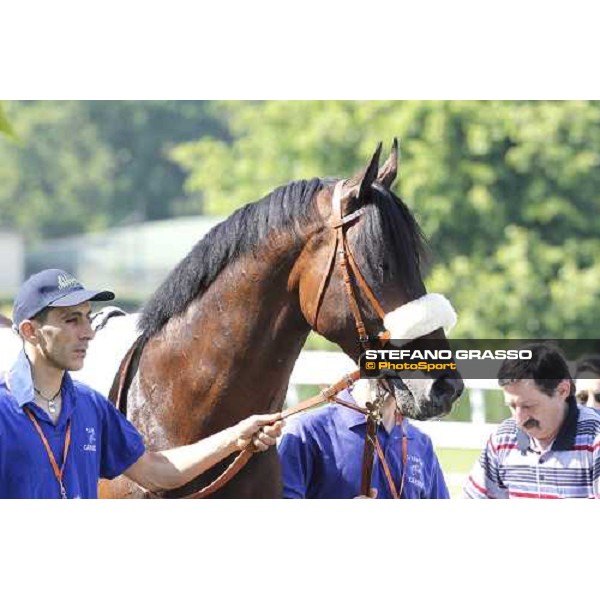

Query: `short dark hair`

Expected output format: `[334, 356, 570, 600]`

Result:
[15, 305, 53, 338]
[32, 306, 52, 324]
[497, 342, 574, 396]
[574, 354, 600, 378]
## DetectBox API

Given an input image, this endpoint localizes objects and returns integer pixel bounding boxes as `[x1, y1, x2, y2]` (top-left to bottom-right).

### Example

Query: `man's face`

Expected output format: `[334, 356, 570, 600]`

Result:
[30, 302, 95, 371]
[502, 379, 570, 442]
[575, 372, 600, 410]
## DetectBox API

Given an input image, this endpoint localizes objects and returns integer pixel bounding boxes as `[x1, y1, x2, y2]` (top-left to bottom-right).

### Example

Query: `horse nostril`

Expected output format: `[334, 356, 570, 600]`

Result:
[450, 377, 465, 399]
[432, 375, 464, 404]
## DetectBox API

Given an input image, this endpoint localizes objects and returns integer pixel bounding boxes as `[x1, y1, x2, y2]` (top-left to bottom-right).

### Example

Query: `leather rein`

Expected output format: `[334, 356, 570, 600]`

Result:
[149, 179, 406, 499]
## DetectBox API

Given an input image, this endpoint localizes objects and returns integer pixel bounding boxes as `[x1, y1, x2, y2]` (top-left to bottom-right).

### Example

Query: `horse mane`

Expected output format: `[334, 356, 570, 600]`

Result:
[139, 178, 324, 340]
[139, 178, 427, 341]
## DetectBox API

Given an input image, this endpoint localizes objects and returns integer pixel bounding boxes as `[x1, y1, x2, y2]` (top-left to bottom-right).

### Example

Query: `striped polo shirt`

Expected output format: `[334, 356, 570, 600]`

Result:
[463, 398, 600, 499]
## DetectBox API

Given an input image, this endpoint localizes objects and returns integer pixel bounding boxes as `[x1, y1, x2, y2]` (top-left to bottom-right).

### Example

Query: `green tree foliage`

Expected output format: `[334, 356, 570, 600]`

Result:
[0, 101, 114, 238]
[0, 101, 224, 240]
[82, 101, 227, 222]
[0, 102, 16, 139]
[171, 101, 600, 338]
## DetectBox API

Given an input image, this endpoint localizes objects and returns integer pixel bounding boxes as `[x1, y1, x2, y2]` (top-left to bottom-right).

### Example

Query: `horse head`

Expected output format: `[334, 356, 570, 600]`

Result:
[292, 139, 464, 419]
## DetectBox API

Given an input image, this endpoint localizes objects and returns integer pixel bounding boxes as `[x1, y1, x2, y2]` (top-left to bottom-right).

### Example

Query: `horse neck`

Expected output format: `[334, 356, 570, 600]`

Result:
[192, 241, 312, 378]
[139, 232, 316, 432]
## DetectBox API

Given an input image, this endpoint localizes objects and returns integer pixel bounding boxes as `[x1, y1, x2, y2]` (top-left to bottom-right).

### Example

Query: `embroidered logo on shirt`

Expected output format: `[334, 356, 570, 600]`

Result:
[407, 455, 425, 489]
[83, 426, 97, 452]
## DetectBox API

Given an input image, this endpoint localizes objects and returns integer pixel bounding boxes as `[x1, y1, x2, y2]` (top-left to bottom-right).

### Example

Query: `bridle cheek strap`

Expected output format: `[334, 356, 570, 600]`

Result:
[311, 179, 389, 345]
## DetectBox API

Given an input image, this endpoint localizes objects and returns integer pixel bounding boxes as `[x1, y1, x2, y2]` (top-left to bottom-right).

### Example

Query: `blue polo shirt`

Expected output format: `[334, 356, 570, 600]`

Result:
[0, 351, 145, 499]
[278, 390, 449, 499]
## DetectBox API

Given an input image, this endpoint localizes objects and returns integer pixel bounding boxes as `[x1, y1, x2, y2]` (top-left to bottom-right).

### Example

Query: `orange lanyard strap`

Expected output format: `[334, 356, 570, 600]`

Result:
[374, 414, 408, 499]
[24, 408, 72, 499]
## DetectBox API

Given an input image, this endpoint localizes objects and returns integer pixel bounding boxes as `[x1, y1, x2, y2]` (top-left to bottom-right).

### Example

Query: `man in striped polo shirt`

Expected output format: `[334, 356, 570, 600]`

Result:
[464, 343, 600, 499]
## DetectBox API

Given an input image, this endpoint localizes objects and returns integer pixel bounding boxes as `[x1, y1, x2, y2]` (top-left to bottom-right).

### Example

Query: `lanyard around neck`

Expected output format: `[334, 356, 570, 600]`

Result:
[374, 414, 408, 500]
[24, 407, 72, 499]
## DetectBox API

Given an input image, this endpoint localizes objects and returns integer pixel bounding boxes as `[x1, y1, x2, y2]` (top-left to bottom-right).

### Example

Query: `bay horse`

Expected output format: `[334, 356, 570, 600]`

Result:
[100, 141, 464, 499]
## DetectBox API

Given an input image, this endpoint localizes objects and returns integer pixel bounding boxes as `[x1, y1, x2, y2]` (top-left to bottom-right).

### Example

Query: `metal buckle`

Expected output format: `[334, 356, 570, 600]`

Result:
[365, 399, 384, 426]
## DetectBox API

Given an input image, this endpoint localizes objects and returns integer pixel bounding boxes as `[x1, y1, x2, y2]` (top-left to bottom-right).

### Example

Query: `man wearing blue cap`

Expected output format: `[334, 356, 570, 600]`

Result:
[1, 269, 283, 499]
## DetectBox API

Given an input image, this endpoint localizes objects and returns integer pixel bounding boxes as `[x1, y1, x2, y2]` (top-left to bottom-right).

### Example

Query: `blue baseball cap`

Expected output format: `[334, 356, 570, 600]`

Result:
[12, 269, 115, 328]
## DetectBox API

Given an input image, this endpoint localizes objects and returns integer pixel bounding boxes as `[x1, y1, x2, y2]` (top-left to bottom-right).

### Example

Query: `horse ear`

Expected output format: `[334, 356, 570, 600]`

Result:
[376, 138, 399, 189]
[344, 142, 383, 202]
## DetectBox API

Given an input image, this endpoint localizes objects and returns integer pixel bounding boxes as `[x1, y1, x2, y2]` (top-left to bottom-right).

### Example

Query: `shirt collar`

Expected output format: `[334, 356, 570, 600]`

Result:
[335, 388, 414, 438]
[7, 350, 76, 416]
[6, 350, 36, 408]
[552, 395, 578, 451]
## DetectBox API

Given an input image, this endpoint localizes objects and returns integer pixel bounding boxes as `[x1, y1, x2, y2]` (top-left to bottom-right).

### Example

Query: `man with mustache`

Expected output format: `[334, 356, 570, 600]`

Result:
[0, 269, 283, 499]
[464, 342, 600, 499]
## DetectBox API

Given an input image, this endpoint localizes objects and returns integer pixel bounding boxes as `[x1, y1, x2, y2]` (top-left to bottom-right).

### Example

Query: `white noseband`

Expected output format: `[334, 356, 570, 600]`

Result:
[383, 293, 457, 342]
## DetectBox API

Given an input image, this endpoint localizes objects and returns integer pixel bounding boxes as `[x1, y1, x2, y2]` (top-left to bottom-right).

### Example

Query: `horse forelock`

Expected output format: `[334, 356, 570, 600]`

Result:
[139, 178, 325, 340]
[354, 186, 429, 301]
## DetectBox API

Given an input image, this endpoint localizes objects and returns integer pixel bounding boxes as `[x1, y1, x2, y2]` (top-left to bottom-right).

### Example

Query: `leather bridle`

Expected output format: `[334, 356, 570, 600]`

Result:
[311, 179, 392, 348]
[311, 178, 402, 496]
[149, 179, 406, 499]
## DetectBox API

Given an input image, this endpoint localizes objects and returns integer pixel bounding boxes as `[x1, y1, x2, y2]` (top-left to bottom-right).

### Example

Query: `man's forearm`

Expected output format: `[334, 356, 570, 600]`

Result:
[123, 413, 283, 492]
[126, 425, 240, 492]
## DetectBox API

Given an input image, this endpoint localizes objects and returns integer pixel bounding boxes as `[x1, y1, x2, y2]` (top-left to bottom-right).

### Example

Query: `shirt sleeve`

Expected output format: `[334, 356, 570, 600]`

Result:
[593, 433, 600, 499]
[463, 434, 508, 499]
[97, 396, 146, 480]
[277, 420, 315, 499]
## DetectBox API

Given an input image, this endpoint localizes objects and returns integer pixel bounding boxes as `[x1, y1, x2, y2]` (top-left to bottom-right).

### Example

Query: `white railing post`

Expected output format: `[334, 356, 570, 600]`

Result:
[469, 388, 486, 425]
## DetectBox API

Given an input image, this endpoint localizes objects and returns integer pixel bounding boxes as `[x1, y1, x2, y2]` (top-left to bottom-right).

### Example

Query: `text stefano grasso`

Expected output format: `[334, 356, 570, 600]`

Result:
[364, 349, 533, 361]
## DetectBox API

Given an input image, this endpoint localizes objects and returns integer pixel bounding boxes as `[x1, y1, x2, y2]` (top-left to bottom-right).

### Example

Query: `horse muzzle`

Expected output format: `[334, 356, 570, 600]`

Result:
[390, 372, 465, 420]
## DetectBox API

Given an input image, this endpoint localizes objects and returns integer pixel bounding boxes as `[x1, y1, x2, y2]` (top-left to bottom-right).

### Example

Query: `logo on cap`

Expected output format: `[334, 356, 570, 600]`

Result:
[57, 274, 80, 290]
